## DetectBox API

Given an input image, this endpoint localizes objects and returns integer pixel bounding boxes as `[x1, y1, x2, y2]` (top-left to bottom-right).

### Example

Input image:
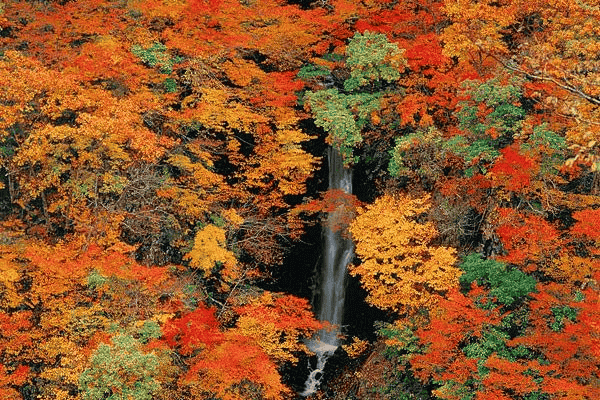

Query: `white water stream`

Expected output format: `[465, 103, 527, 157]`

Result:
[301, 147, 354, 397]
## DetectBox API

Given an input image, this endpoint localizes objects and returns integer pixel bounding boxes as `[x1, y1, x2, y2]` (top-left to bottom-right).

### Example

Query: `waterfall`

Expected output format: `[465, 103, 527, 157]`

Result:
[301, 147, 354, 397]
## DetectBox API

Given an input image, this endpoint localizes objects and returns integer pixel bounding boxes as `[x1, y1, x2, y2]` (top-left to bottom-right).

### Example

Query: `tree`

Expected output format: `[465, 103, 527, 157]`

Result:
[79, 334, 162, 400]
[0, 0, 324, 270]
[1, 0, 600, 398]
[441, 0, 600, 172]
[161, 295, 320, 400]
[410, 254, 600, 399]
[185, 224, 239, 291]
[304, 31, 406, 163]
[349, 193, 460, 314]
[234, 292, 322, 364]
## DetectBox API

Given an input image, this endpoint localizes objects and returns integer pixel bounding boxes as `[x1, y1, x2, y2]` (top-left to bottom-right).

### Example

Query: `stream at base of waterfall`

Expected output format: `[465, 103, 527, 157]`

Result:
[301, 148, 354, 397]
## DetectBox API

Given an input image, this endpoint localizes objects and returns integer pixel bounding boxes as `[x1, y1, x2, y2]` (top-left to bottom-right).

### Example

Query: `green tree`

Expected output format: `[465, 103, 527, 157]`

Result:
[79, 334, 161, 400]
[304, 31, 406, 163]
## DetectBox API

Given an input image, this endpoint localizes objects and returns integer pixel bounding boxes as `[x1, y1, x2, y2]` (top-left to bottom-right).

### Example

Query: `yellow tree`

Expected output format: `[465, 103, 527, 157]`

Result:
[349, 194, 460, 315]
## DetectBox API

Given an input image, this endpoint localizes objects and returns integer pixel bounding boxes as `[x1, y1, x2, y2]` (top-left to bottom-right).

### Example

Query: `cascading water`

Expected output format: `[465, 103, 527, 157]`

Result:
[301, 147, 354, 397]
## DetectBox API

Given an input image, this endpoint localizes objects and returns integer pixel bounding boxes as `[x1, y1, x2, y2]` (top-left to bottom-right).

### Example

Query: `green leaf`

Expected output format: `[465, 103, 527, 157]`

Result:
[304, 31, 406, 163]
[463, 327, 510, 359]
[456, 77, 525, 139]
[550, 305, 578, 332]
[87, 270, 108, 290]
[460, 254, 536, 307]
[131, 42, 179, 74]
[164, 77, 177, 93]
[344, 31, 405, 91]
[297, 63, 331, 79]
[138, 320, 162, 343]
[305, 89, 381, 163]
[79, 334, 161, 400]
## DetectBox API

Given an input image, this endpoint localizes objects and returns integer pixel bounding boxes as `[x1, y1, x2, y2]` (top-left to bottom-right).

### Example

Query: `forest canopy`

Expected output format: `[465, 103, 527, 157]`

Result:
[0, 0, 599, 399]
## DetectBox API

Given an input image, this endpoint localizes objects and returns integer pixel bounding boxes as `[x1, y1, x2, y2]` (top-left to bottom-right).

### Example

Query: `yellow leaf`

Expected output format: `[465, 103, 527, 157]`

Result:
[349, 194, 461, 314]
[185, 225, 238, 282]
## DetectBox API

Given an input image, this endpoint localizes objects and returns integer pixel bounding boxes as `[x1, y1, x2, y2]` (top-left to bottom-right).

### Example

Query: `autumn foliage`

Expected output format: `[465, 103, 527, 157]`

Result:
[0, 0, 599, 398]
[349, 194, 460, 314]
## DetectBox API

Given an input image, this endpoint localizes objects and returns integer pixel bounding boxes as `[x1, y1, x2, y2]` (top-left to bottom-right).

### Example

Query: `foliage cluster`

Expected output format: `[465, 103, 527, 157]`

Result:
[0, 0, 599, 398]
